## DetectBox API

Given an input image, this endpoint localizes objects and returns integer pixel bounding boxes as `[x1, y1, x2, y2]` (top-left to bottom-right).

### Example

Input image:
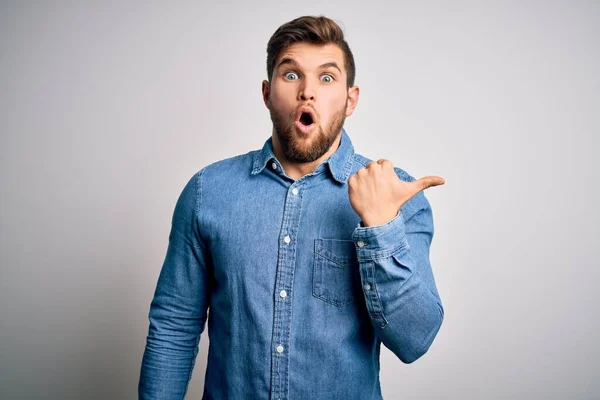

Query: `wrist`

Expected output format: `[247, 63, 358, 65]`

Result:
[361, 209, 398, 227]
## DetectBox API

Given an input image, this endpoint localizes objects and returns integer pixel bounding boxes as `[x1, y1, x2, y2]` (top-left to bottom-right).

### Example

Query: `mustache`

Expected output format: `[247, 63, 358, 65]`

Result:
[288, 105, 319, 121]
[267, 98, 318, 121]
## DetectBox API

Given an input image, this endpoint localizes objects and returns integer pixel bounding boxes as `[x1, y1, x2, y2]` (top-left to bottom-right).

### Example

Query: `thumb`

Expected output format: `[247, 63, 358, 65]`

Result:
[412, 176, 446, 193]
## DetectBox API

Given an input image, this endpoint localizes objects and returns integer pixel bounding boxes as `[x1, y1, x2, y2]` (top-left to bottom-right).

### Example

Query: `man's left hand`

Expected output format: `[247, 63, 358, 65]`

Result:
[348, 159, 445, 227]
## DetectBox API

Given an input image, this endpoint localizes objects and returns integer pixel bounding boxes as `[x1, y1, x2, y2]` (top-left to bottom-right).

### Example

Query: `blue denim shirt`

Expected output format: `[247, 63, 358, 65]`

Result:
[139, 129, 444, 399]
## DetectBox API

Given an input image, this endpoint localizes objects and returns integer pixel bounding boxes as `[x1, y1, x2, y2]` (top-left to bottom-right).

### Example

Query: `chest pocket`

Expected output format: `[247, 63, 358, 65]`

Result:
[313, 239, 361, 307]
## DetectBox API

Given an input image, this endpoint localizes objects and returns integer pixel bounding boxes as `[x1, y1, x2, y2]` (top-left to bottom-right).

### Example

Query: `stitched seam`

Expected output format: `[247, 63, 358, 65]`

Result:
[314, 250, 350, 267]
[358, 244, 409, 262]
[354, 155, 369, 168]
[184, 334, 201, 388]
[368, 262, 388, 328]
[341, 145, 355, 182]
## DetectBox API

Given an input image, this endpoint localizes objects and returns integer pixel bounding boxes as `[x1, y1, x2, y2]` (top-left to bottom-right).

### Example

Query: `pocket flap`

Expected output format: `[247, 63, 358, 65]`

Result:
[314, 239, 357, 267]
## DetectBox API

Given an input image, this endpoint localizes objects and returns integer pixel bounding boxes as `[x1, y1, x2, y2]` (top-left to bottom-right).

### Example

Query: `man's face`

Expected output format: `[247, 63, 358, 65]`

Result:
[263, 42, 358, 164]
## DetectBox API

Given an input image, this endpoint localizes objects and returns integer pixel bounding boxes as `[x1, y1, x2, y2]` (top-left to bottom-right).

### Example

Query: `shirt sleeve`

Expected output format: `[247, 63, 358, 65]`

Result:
[138, 170, 211, 399]
[352, 190, 444, 364]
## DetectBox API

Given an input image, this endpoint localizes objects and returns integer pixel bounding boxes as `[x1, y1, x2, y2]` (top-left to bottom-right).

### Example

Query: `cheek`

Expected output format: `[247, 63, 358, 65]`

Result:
[271, 82, 295, 100]
[270, 88, 296, 112]
[270, 99, 291, 118]
[320, 92, 347, 118]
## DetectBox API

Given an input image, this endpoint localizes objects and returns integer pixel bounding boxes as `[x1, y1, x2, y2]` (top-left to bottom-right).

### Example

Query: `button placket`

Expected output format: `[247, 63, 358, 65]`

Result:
[270, 181, 304, 400]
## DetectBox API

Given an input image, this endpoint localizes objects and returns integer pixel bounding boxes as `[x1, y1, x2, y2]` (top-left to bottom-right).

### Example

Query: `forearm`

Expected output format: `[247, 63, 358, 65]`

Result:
[139, 286, 207, 399]
[353, 208, 443, 363]
[360, 251, 443, 363]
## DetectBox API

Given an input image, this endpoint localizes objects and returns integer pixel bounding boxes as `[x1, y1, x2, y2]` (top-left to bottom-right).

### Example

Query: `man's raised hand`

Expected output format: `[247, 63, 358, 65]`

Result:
[348, 159, 445, 227]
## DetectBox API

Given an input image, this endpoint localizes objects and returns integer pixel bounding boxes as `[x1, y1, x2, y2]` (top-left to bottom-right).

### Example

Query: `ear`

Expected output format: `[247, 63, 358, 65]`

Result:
[262, 80, 270, 108]
[345, 85, 360, 117]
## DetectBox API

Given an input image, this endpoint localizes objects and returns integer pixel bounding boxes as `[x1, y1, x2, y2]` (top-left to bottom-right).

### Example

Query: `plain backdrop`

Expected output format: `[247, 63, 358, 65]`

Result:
[1, 1, 598, 399]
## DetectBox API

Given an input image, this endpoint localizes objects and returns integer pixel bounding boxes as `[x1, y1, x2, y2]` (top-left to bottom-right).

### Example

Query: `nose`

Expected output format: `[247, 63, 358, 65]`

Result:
[298, 79, 316, 101]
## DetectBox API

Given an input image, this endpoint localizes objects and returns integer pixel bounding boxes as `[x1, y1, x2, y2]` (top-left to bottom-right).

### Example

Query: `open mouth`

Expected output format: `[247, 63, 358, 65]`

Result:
[294, 107, 317, 134]
[299, 112, 314, 126]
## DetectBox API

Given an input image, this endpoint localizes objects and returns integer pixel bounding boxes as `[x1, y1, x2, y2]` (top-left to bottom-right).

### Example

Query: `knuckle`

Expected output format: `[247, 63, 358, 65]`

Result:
[380, 159, 393, 168]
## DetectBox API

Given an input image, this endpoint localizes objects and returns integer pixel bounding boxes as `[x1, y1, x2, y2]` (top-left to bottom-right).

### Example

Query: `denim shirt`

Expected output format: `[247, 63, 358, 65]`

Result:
[139, 129, 444, 400]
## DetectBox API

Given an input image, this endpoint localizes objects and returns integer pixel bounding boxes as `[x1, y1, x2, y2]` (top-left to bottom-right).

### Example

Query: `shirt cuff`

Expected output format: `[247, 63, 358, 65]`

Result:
[352, 211, 409, 261]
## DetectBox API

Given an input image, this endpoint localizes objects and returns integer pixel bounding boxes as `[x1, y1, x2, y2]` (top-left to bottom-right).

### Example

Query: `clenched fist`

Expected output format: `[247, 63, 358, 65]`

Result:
[348, 159, 445, 227]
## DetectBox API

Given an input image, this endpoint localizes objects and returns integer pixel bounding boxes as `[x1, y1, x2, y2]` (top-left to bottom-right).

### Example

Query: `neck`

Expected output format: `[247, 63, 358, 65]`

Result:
[271, 131, 342, 181]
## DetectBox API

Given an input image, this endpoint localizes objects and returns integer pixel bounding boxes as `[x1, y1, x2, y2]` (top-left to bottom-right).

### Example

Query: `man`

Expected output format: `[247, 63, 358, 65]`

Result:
[139, 15, 445, 400]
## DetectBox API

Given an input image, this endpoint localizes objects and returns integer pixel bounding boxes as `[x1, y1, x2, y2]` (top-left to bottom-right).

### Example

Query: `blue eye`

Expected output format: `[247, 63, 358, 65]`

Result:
[321, 74, 333, 83]
[284, 72, 299, 80]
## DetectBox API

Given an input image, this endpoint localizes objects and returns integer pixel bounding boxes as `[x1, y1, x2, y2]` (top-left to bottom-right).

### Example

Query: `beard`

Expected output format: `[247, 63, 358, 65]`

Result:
[269, 101, 346, 163]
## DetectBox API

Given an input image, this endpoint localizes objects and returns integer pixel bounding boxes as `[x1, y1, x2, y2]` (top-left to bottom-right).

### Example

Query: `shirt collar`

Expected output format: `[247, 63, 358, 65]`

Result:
[252, 128, 355, 184]
[325, 128, 355, 184]
[251, 136, 278, 176]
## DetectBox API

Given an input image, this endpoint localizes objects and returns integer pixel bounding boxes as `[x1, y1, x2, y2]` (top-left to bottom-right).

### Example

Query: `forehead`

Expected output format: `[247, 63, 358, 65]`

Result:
[276, 42, 345, 72]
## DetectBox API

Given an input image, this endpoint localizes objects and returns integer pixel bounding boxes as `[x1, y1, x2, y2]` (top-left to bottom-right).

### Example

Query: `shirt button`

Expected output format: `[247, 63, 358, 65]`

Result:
[292, 188, 299, 195]
[271, 162, 277, 170]
[284, 235, 291, 244]
[364, 283, 371, 291]
[357, 241, 365, 248]
[276, 345, 284, 353]
[280, 290, 287, 298]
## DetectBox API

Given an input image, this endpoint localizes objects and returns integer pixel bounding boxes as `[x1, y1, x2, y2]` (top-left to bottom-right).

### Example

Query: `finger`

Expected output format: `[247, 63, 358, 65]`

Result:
[376, 159, 393, 169]
[348, 173, 356, 184]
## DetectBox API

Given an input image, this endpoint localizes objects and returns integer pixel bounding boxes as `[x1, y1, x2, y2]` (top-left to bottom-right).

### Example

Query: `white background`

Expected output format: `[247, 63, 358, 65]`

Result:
[1, 1, 598, 399]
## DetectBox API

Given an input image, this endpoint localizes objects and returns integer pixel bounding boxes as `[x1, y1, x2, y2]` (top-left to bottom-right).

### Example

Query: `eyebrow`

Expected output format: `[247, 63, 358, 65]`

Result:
[318, 62, 342, 74]
[277, 58, 342, 74]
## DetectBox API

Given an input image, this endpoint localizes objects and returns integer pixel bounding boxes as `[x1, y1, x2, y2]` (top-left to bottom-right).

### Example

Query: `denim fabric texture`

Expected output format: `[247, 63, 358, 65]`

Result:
[139, 129, 444, 399]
